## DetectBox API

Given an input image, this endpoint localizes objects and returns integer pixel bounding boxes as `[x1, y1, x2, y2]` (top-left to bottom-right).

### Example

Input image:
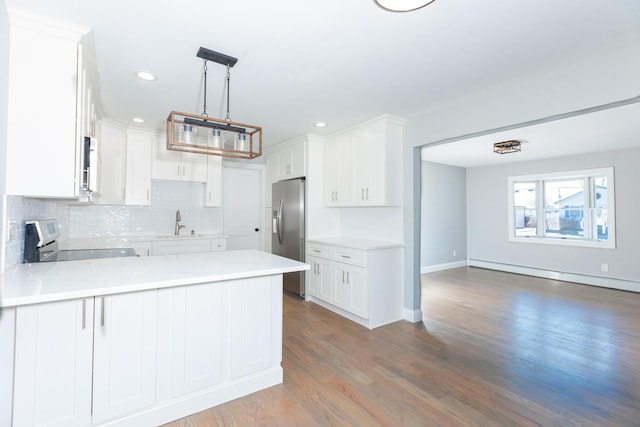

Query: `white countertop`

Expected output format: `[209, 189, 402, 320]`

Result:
[306, 237, 404, 250]
[0, 250, 308, 308]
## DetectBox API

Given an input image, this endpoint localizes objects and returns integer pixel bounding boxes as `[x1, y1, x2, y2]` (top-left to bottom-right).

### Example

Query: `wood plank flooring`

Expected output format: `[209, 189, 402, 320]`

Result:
[162, 267, 640, 426]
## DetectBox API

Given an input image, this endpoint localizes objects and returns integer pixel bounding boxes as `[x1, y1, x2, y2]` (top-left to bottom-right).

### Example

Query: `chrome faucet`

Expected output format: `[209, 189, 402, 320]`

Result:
[174, 210, 186, 236]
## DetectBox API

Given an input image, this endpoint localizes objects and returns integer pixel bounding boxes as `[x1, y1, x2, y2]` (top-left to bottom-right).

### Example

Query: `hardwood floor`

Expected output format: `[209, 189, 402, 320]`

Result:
[162, 267, 640, 426]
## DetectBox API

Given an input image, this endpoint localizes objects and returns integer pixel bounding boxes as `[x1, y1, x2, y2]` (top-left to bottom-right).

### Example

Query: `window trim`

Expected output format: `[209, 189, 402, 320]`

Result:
[507, 167, 615, 249]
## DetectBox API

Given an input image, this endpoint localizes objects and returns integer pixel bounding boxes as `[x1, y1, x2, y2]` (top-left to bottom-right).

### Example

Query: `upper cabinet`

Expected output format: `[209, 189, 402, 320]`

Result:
[151, 133, 208, 183]
[323, 115, 405, 207]
[5, 8, 99, 199]
[95, 121, 127, 205]
[265, 135, 309, 205]
[125, 129, 153, 206]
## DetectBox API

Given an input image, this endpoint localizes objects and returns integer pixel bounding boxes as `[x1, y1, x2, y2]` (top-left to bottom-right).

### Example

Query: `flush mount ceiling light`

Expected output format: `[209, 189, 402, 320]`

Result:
[494, 139, 524, 154]
[132, 117, 144, 123]
[315, 122, 327, 128]
[166, 47, 262, 159]
[374, 0, 436, 12]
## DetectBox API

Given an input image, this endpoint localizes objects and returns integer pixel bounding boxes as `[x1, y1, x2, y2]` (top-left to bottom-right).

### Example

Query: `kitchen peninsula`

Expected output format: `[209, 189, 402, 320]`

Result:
[0, 250, 308, 427]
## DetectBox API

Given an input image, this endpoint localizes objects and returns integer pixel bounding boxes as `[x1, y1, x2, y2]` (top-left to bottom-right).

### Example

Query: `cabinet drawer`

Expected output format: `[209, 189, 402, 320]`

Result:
[332, 247, 366, 267]
[307, 243, 331, 259]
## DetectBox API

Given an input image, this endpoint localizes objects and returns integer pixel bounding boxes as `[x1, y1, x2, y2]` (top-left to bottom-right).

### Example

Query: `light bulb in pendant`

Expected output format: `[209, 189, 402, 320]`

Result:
[209, 128, 221, 148]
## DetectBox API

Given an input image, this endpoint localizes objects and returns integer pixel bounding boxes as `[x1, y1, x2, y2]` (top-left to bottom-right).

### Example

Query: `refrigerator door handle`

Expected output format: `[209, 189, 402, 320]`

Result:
[276, 199, 284, 245]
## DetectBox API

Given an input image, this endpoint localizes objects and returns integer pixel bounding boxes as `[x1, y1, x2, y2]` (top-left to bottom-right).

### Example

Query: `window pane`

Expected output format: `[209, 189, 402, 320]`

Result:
[592, 175, 608, 240]
[544, 179, 584, 238]
[514, 182, 536, 236]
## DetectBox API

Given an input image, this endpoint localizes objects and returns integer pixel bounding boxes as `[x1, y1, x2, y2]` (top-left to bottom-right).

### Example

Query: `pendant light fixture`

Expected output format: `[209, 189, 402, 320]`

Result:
[373, 0, 436, 12]
[166, 47, 262, 159]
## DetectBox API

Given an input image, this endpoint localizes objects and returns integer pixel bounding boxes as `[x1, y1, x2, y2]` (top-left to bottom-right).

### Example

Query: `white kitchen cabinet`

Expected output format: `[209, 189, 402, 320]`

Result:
[125, 129, 153, 206]
[92, 291, 158, 423]
[158, 282, 227, 398]
[306, 239, 402, 329]
[12, 290, 158, 427]
[5, 9, 90, 199]
[323, 135, 351, 207]
[13, 298, 94, 427]
[152, 133, 208, 182]
[130, 241, 152, 257]
[211, 238, 227, 251]
[229, 276, 281, 379]
[265, 135, 309, 208]
[151, 238, 212, 256]
[205, 155, 222, 207]
[96, 121, 127, 205]
[307, 255, 332, 303]
[322, 115, 404, 207]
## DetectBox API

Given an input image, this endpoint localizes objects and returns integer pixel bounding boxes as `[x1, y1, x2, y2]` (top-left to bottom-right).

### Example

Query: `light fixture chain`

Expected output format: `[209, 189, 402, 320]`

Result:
[202, 60, 208, 117]
[225, 65, 231, 123]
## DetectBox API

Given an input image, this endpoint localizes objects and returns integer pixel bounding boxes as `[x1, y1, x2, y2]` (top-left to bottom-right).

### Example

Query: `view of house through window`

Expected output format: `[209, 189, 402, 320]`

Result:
[508, 168, 614, 248]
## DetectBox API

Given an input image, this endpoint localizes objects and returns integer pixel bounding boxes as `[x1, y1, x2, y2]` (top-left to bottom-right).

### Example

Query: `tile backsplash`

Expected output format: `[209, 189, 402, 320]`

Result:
[4, 180, 222, 268]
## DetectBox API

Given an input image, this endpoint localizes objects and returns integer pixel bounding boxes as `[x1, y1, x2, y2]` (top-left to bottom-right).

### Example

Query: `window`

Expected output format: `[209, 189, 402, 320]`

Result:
[508, 167, 615, 248]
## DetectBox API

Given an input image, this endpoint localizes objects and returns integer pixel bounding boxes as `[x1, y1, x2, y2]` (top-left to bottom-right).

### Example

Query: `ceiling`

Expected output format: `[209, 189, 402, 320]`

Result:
[6, 0, 640, 155]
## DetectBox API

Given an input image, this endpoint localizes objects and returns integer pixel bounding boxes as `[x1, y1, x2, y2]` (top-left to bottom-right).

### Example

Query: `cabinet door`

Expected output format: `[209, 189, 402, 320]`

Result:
[332, 263, 367, 318]
[125, 130, 152, 205]
[290, 141, 306, 178]
[152, 134, 182, 180]
[323, 136, 350, 206]
[352, 127, 386, 206]
[205, 155, 222, 207]
[308, 256, 331, 303]
[179, 151, 208, 182]
[92, 291, 158, 423]
[13, 298, 94, 427]
[230, 276, 282, 379]
[6, 22, 80, 198]
[162, 282, 227, 398]
[151, 239, 212, 256]
[344, 265, 367, 318]
[97, 122, 127, 205]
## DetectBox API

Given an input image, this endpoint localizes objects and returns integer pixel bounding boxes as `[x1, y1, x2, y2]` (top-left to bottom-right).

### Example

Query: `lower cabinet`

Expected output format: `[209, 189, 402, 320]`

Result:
[306, 240, 402, 329]
[12, 275, 283, 426]
[12, 290, 158, 427]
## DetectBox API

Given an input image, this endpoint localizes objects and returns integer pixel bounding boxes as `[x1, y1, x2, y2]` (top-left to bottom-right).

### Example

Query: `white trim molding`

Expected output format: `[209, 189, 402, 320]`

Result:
[468, 259, 640, 293]
[403, 308, 423, 323]
[420, 260, 467, 274]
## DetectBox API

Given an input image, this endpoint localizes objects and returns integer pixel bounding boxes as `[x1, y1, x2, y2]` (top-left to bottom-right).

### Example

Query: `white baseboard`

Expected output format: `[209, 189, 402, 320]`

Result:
[421, 260, 467, 274]
[468, 259, 640, 293]
[403, 308, 423, 323]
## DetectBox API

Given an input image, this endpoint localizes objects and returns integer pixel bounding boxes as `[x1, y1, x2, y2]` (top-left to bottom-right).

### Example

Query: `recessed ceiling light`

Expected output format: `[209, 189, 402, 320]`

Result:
[132, 117, 145, 123]
[135, 71, 157, 81]
[315, 122, 327, 128]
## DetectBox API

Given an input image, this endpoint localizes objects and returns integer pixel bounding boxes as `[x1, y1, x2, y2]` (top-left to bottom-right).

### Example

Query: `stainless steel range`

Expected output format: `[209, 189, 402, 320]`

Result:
[23, 219, 136, 263]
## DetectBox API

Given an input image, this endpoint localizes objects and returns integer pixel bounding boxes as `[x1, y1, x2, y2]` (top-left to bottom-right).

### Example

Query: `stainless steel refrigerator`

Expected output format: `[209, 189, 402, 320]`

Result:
[272, 178, 305, 296]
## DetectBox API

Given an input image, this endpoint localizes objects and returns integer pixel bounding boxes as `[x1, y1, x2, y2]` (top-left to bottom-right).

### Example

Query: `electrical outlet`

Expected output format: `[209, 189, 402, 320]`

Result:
[601, 263, 609, 272]
[7, 220, 18, 241]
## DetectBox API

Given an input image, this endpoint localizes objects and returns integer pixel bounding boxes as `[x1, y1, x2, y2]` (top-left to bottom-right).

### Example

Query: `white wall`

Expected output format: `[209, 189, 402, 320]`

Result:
[68, 180, 222, 238]
[420, 161, 466, 269]
[0, 0, 9, 273]
[403, 34, 640, 312]
[467, 147, 640, 284]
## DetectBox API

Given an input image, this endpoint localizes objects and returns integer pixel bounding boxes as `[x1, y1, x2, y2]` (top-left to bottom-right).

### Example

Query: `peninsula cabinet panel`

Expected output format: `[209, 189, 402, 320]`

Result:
[13, 298, 94, 427]
[12, 291, 158, 427]
[230, 276, 282, 379]
[157, 282, 227, 399]
[92, 291, 158, 424]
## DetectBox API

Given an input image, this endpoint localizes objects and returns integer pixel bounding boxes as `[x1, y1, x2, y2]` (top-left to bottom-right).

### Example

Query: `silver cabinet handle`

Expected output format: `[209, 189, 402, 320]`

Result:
[342, 270, 346, 283]
[183, 165, 186, 176]
[82, 299, 87, 330]
[146, 189, 150, 201]
[366, 188, 369, 200]
[100, 297, 105, 327]
[177, 165, 181, 177]
[341, 255, 351, 259]
[361, 188, 364, 200]
[346, 272, 350, 284]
